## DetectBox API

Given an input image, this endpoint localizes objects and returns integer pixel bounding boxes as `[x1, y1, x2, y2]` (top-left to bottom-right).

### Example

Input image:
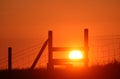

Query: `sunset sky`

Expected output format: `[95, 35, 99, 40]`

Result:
[0, 0, 120, 68]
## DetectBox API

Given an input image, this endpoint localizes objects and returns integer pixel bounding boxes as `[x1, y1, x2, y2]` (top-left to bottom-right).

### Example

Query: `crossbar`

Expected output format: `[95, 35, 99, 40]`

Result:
[52, 59, 84, 65]
[52, 47, 84, 51]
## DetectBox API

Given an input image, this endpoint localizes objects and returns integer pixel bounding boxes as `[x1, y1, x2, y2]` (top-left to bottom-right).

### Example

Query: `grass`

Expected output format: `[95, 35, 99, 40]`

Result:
[0, 61, 120, 79]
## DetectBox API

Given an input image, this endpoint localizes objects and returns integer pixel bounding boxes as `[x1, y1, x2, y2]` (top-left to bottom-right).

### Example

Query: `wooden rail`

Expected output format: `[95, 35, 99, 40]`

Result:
[52, 59, 84, 65]
[52, 47, 84, 51]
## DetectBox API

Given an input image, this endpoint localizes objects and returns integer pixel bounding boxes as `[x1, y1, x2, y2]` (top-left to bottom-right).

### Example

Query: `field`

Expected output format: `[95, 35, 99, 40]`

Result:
[0, 62, 120, 79]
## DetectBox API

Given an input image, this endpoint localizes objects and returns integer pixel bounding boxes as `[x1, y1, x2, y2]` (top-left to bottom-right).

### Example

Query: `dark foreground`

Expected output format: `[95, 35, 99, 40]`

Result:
[0, 63, 120, 79]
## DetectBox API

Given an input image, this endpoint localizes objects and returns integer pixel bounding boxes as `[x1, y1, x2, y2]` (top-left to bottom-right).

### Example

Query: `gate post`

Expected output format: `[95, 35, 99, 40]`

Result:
[84, 29, 89, 68]
[47, 31, 53, 70]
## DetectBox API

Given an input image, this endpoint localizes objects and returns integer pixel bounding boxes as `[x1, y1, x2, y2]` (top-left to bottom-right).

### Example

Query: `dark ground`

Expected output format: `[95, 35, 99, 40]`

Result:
[0, 62, 120, 79]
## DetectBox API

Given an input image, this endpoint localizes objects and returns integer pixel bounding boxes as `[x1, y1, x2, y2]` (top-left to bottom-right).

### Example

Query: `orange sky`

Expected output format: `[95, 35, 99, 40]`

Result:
[0, 0, 120, 69]
[0, 0, 120, 39]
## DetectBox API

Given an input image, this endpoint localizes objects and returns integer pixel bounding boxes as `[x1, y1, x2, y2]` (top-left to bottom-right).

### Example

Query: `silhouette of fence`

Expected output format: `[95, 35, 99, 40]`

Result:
[0, 34, 120, 70]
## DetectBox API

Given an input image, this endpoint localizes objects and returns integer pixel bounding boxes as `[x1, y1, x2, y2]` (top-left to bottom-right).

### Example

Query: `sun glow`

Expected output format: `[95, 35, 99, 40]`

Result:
[69, 50, 83, 59]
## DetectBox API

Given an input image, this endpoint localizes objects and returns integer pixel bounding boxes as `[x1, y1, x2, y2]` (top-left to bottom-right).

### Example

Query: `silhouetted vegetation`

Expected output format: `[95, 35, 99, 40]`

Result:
[0, 61, 120, 79]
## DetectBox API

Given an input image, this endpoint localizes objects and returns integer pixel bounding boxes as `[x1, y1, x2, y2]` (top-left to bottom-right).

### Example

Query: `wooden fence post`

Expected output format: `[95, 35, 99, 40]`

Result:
[47, 31, 53, 70]
[84, 29, 89, 68]
[8, 47, 12, 71]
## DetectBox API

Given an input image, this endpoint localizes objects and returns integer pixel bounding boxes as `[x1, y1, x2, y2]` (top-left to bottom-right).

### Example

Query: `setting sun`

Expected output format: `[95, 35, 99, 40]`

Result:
[69, 50, 83, 59]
